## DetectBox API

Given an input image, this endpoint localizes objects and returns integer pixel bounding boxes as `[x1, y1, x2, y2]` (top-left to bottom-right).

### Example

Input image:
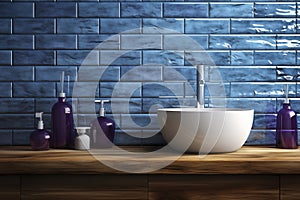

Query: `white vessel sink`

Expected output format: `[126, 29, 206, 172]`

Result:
[157, 108, 254, 154]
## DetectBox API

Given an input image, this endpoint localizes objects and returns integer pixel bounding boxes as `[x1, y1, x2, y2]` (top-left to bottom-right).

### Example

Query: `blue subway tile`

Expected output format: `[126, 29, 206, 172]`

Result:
[79, 2, 119, 17]
[190, 35, 209, 50]
[0, 66, 33, 81]
[277, 67, 300, 81]
[0, 19, 11, 34]
[210, 3, 253, 17]
[0, 3, 33, 18]
[103, 98, 141, 114]
[57, 19, 99, 34]
[36, 35, 76, 50]
[120, 66, 162, 82]
[13, 130, 31, 145]
[142, 18, 184, 33]
[35, 98, 57, 114]
[13, 50, 54, 66]
[0, 51, 11, 65]
[0, 35, 33, 50]
[184, 51, 230, 66]
[209, 35, 276, 50]
[78, 66, 120, 82]
[114, 131, 142, 145]
[254, 3, 296, 18]
[143, 98, 178, 113]
[35, 66, 77, 81]
[56, 0, 98, 1]
[277, 35, 300, 49]
[143, 82, 184, 97]
[100, 18, 141, 34]
[202, 82, 230, 98]
[231, 51, 254, 65]
[13, 19, 54, 34]
[209, 66, 276, 82]
[185, 19, 229, 34]
[0, 83, 12, 97]
[77, 98, 141, 114]
[143, 50, 184, 66]
[254, 51, 296, 65]
[57, 50, 99, 66]
[164, 3, 208, 18]
[231, 19, 297, 34]
[121, 2, 162, 18]
[0, 0, 299, 146]
[142, 98, 196, 113]
[36, 2, 76, 17]
[225, 98, 277, 113]
[76, 114, 93, 128]
[13, 82, 56, 97]
[0, 98, 34, 113]
[164, 35, 208, 50]
[253, 114, 276, 129]
[71, 82, 99, 98]
[121, 34, 162, 50]
[100, 50, 141, 66]
[246, 130, 276, 146]
[0, 115, 33, 129]
[120, 114, 158, 129]
[0, 131, 12, 146]
[231, 82, 296, 98]
[164, 66, 196, 81]
[100, 82, 141, 98]
[78, 34, 120, 50]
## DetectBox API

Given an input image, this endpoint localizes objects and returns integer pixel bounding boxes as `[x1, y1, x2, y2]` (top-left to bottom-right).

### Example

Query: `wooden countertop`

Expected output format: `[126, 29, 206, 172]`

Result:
[0, 146, 300, 175]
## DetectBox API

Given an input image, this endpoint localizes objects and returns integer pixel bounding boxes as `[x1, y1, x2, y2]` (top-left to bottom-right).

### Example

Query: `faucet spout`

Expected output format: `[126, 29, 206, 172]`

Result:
[197, 65, 205, 109]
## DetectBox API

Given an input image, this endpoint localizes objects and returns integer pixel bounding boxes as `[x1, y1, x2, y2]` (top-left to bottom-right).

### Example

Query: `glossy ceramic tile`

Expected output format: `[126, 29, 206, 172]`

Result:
[1, 1, 300, 145]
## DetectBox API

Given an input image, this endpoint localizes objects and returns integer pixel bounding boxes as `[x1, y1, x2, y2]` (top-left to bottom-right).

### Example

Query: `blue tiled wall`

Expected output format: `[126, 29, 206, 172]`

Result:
[0, 0, 299, 146]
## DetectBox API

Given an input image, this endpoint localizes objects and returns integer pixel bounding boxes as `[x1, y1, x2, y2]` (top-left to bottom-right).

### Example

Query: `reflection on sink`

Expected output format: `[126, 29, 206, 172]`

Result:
[157, 108, 254, 154]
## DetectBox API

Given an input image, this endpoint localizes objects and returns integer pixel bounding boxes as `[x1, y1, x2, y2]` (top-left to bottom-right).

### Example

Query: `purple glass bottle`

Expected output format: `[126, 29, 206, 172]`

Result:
[90, 100, 115, 148]
[51, 92, 75, 149]
[50, 71, 75, 149]
[30, 112, 50, 151]
[276, 102, 298, 149]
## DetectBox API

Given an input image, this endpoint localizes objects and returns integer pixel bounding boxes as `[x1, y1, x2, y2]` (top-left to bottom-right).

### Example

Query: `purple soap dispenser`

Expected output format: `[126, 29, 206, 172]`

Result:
[90, 100, 115, 148]
[50, 71, 75, 149]
[30, 112, 50, 151]
[276, 85, 298, 149]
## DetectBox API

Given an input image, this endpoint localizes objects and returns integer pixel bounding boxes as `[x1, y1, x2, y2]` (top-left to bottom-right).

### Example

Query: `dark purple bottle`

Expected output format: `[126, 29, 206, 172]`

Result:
[50, 92, 75, 149]
[276, 102, 298, 149]
[30, 112, 50, 151]
[90, 100, 115, 148]
[50, 72, 75, 149]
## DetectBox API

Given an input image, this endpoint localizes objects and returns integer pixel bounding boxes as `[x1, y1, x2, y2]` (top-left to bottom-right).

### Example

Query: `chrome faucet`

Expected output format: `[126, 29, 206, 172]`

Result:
[197, 65, 205, 109]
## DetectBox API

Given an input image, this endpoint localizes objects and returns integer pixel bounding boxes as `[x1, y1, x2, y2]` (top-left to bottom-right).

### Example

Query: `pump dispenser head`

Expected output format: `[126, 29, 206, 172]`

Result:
[36, 112, 44, 130]
[59, 71, 66, 98]
[95, 100, 110, 117]
[284, 84, 290, 104]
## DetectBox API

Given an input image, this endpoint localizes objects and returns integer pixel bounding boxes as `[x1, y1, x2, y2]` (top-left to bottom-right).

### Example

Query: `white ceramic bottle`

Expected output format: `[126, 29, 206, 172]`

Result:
[74, 127, 91, 150]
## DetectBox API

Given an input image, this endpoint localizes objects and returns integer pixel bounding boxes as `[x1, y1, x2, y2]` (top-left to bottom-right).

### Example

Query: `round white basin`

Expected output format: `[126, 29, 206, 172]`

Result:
[157, 108, 254, 153]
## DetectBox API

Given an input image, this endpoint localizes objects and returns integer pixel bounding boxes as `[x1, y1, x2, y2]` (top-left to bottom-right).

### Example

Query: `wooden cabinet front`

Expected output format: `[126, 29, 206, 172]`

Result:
[21, 175, 148, 200]
[149, 175, 279, 200]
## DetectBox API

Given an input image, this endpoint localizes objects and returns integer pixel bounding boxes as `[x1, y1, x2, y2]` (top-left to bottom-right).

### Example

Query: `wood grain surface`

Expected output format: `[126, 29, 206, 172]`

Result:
[149, 175, 279, 200]
[21, 175, 147, 200]
[281, 175, 300, 200]
[0, 146, 299, 174]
